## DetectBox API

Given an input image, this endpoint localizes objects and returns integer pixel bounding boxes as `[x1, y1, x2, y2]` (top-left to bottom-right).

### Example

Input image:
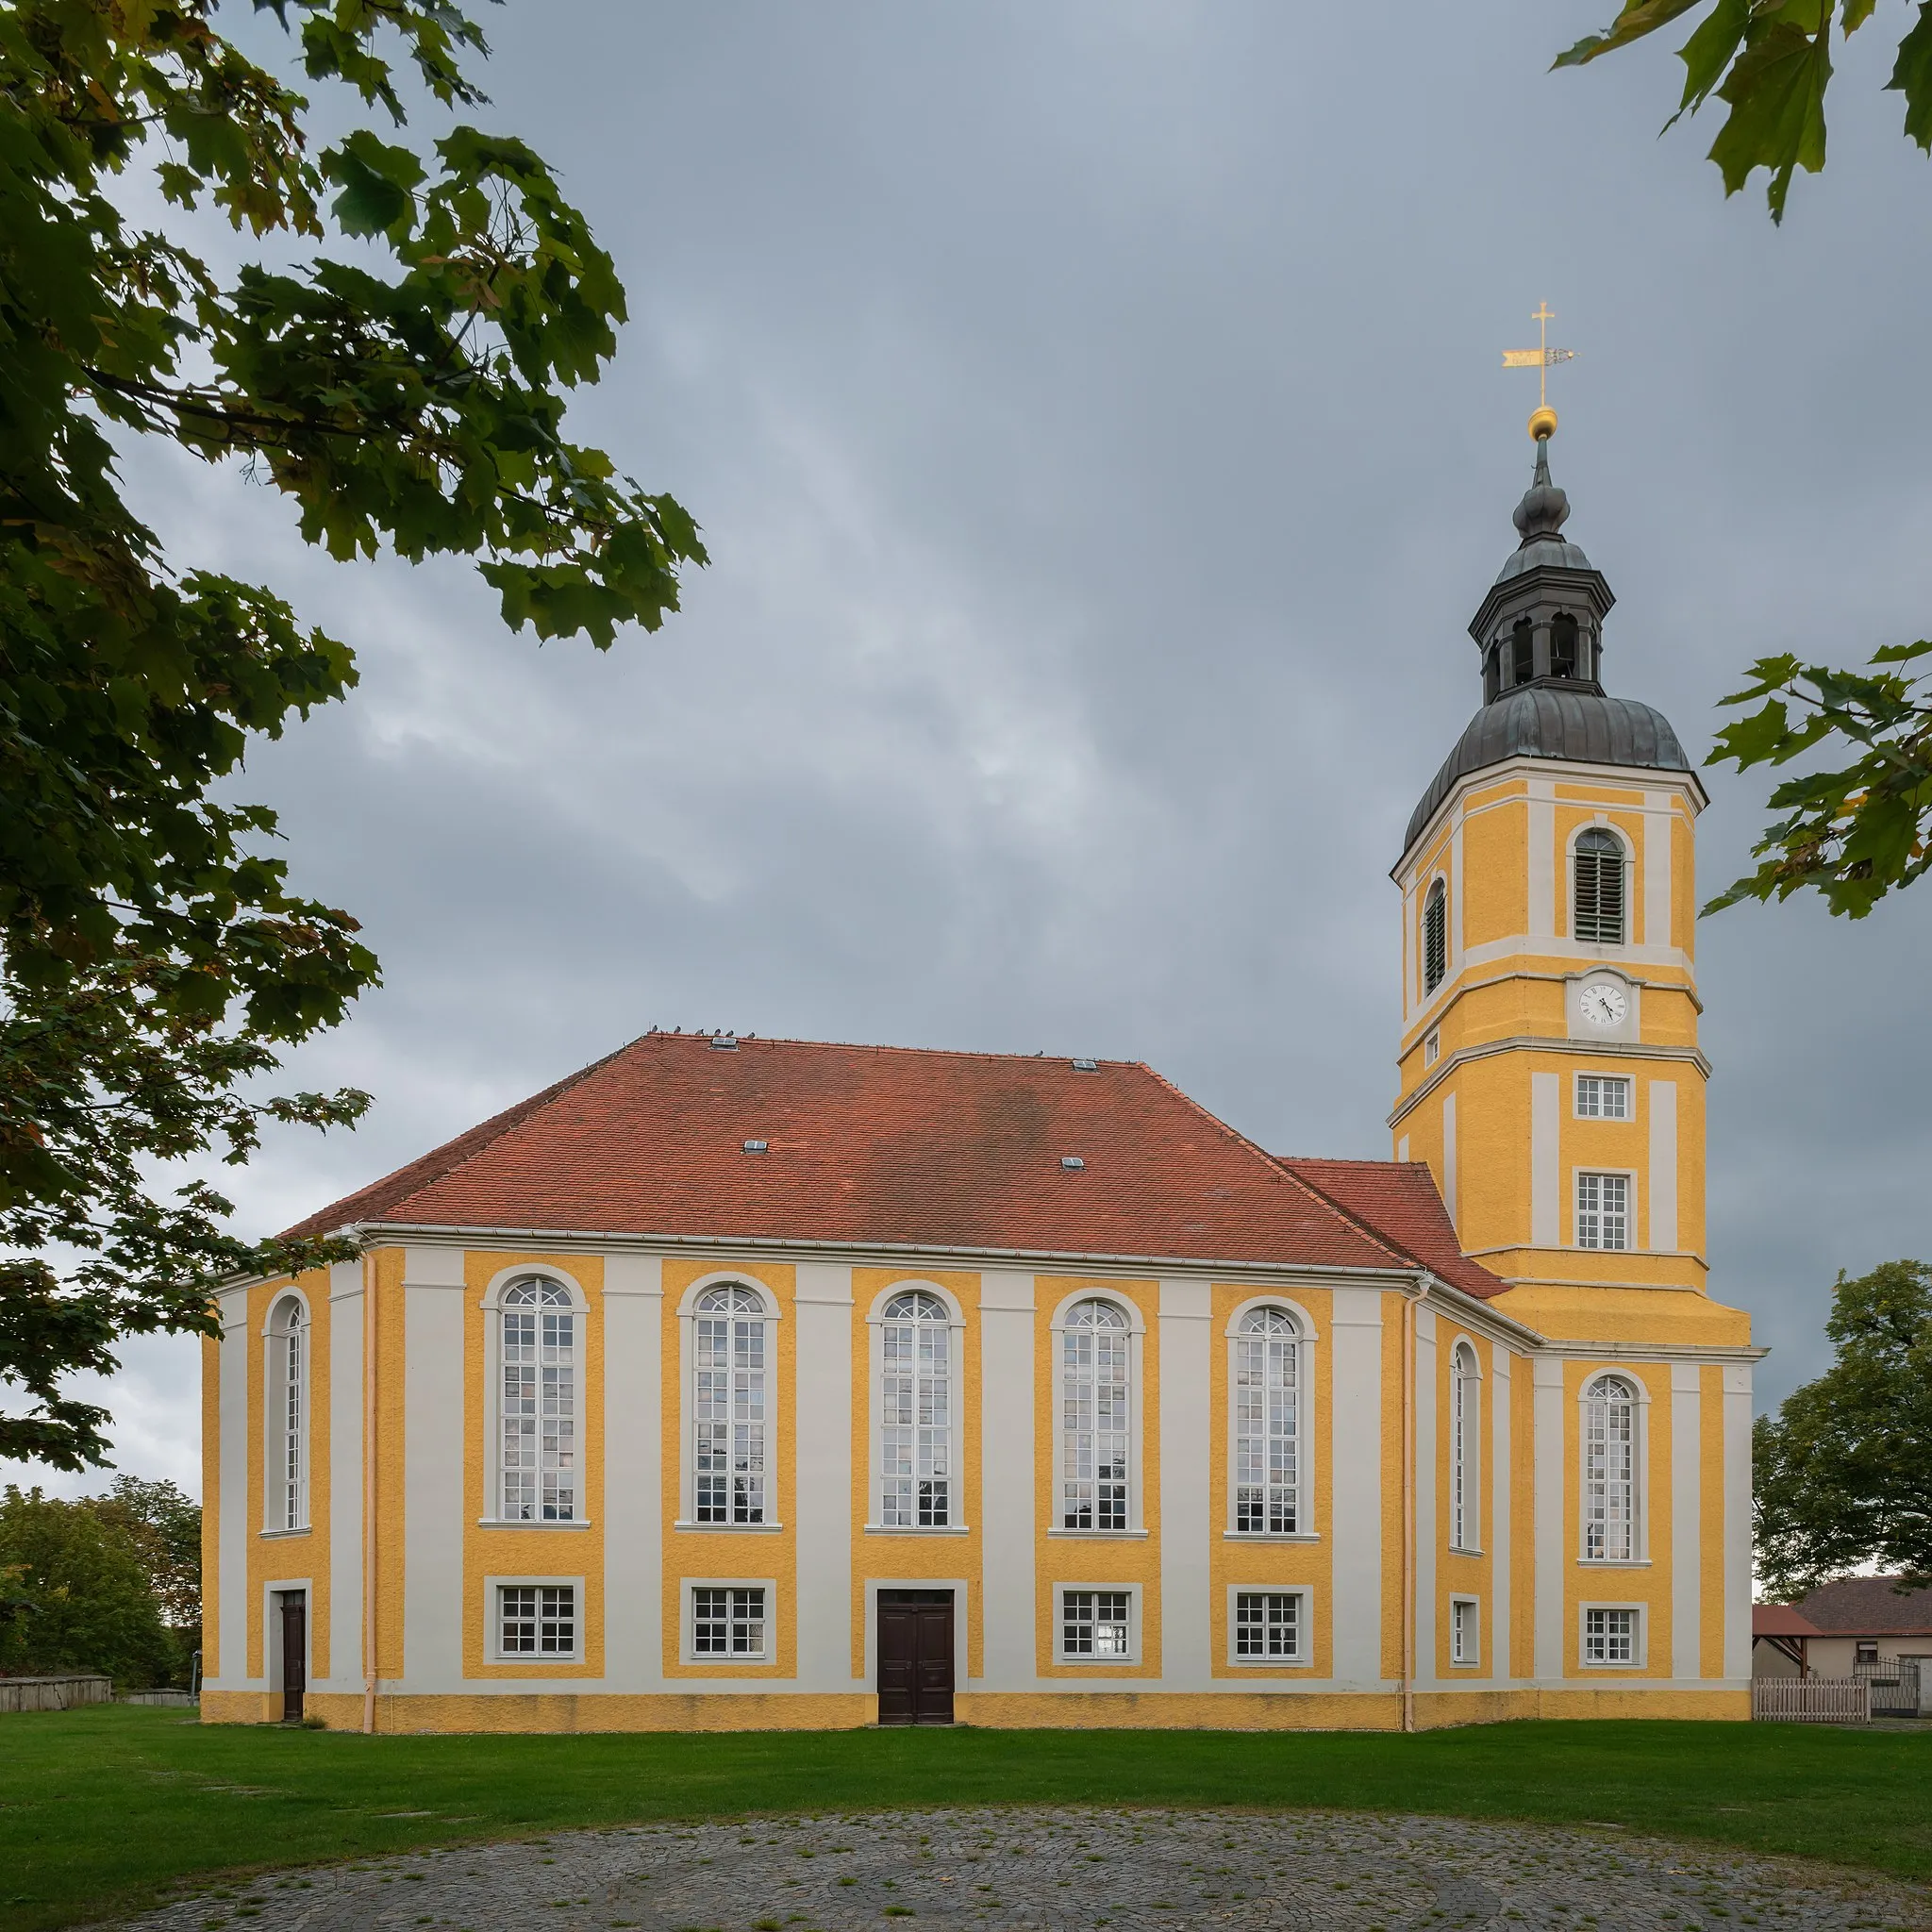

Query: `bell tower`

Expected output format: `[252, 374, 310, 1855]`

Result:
[1391, 418, 1746, 1347]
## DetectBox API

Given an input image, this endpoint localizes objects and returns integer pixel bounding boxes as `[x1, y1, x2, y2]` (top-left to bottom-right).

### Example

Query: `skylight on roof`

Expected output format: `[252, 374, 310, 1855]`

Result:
[1072, 1058, 1098, 1071]
[711, 1035, 738, 1049]
[742, 1139, 769, 1154]
[1060, 1156, 1086, 1171]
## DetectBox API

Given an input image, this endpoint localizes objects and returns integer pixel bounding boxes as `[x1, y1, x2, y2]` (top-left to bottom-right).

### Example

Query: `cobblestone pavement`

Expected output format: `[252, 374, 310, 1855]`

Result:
[123, 1807, 1930, 1932]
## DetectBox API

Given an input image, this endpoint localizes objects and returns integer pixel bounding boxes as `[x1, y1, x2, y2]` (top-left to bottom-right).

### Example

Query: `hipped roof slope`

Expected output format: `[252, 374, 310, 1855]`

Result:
[288, 1033, 1452, 1277]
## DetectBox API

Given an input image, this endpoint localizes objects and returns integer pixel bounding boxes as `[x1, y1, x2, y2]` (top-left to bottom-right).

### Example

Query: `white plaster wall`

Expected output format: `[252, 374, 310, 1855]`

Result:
[977, 1271, 1036, 1690]
[1642, 791, 1674, 949]
[791, 1262, 856, 1693]
[216, 1291, 251, 1688]
[324, 1260, 363, 1693]
[1157, 1278, 1211, 1690]
[1328, 1287, 1385, 1689]
[400, 1247, 466, 1689]
[1491, 1348, 1511, 1681]
[602, 1252, 663, 1692]
[1532, 1356, 1564, 1679]
[1671, 1359, 1701, 1680]
[1724, 1362, 1754, 1681]
[1413, 1304, 1438, 1686]
[1649, 1081, 1679, 1253]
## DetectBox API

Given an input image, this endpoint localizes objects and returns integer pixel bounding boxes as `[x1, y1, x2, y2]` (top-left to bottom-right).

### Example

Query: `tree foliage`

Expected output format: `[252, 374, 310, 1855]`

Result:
[0, 1483, 175, 1686]
[1555, 0, 1932, 224]
[1555, 3, 1932, 918]
[1, 2, 703, 1467]
[1754, 1259, 1932, 1598]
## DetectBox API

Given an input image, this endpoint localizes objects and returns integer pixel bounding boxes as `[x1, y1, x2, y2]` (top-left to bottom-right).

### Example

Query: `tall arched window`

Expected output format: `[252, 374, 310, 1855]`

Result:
[694, 1283, 767, 1524]
[501, 1274, 575, 1522]
[1061, 1299, 1130, 1531]
[1450, 1341, 1479, 1552]
[880, 1290, 951, 1527]
[1234, 1306, 1301, 1534]
[267, 1296, 308, 1530]
[1423, 878, 1448, 996]
[1583, 1374, 1639, 1561]
[1574, 827, 1627, 944]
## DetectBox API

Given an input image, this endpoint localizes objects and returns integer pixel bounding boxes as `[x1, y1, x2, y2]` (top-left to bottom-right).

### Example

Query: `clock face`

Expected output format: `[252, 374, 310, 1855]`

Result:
[1579, 982, 1628, 1028]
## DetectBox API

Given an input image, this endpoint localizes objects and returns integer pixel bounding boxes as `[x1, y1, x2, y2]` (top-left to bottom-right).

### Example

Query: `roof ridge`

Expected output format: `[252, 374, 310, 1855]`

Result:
[1132, 1064, 1414, 1273]
[633, 1032, 1128, 1067]
[284, 1036, 641, 1239]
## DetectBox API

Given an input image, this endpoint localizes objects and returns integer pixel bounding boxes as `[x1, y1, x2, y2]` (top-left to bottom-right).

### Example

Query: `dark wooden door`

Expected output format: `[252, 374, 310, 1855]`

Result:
[278, 1591, 307, 1723]
[877, 1590, 954, 1725]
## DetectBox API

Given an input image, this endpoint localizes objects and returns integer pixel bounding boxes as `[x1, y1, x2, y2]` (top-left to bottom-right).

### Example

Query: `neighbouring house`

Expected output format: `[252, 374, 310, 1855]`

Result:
[1750, 1603, 1822, 1678]
[1752, 1578, 1932, 1683]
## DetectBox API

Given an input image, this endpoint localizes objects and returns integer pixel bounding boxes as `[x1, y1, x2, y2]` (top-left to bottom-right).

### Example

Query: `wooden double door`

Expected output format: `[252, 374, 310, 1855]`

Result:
[877, 1589, 955, 1725]
[276, 1591, 307, 1724]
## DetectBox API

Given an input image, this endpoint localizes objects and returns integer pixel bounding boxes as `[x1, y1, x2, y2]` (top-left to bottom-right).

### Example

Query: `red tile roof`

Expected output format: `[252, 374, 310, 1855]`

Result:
[286, 1033, 1448, 1277]
[1793, 1577, 1932, 1636]
[1274, 1157, 1507, 1301]
[1753, 1604, 1823, 1638]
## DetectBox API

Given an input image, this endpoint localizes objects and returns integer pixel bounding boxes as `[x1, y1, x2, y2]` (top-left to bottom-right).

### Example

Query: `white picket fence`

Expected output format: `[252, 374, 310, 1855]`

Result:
[0, 1674, 114, 1713]
[1753, 1676, 1870, 1724]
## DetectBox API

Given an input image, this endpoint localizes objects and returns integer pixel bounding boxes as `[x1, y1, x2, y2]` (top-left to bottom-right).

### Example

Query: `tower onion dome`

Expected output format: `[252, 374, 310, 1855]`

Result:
[1403, 427, 1693, 855]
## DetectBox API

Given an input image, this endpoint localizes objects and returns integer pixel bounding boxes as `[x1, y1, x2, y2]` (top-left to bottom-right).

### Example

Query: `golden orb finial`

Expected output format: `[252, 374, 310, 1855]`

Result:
[1528, 405, 1557, 441]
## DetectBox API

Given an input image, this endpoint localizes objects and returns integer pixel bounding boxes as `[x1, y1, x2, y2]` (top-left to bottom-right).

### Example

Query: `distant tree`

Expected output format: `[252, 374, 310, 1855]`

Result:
[82, 1476, 200, 1672]
[1554, 4, 1932, 921]
[0, 1, 704, 1472]
[0, 1486, 174, 1686]
[1754, 1259, 1932, 1599]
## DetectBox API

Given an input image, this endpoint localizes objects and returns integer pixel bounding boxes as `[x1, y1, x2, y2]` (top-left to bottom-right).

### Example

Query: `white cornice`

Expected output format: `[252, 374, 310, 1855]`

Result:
[1390, 1033, 1713, 1129]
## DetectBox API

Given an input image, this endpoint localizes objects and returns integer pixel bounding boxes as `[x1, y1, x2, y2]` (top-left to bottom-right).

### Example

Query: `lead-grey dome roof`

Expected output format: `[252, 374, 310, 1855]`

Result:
[1404, 683, 1692, 854]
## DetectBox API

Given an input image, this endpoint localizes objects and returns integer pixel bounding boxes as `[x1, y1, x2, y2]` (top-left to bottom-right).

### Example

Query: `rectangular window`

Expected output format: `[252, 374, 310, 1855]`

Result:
[691, 1585, 767, 1658]
[1575, 1171, 1629, 1250]
[1234, 1591, 1303, 1662]
[1060, 1590, 1132, 1658]
[1423, 1028, 1441, 1068]
[1450, 1597, 1479, 1666]
[1574, 1074, 1630, 1120]
[1583, 1606, 1638, 1665]
[695, 1305, 766, 1524]
[498, 1584, 575, 1657]
[502, 1307, 576, 1521]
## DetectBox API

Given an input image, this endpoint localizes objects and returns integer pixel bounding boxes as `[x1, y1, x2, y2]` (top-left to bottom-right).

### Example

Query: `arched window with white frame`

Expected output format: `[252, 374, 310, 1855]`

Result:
[694, 1282, 768, 1525]
[1422, 877, 1448, 996]
[1060, 1298, 1131, 1531]
[1583, 1373, 1640, 1561]
[878, 1290, 953, 1528]
[1233, 1305, 1302, 1534]
[265, 1294, 308, 1531]
[500, 1274, 576, 1523]
[1450, 1341, 1480, 1553]
[1574, 826, 1627, 944]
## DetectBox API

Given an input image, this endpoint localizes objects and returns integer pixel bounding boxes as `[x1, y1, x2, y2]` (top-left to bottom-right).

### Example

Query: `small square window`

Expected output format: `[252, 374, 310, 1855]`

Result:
[1856, 1641, 1879, 1665]
[499, 1583, 575, 1657]
[1423, 1029, 1441, 1069]
[1234, 1591, 1303, 1662]
[1061, 1590, 1131, 1658]
[1575, 1074, 1631, 1120]
[1575, 1171, 1630, 1251]
[1583, 1606, 1638, 1665]
[1450, 1597, 1479, 1667]
[691, 1585, 766, 1658]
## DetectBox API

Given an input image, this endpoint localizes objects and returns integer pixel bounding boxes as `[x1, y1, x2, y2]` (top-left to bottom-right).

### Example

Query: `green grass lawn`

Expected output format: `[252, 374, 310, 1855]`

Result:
[3, 1707, 1929, 1932]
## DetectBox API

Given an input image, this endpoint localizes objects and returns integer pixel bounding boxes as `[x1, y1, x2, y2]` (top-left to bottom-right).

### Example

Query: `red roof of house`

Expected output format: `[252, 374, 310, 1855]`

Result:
[1274, 1158, 1507, 1301]
[1792, 1577, 1932, 1636]
[1753, 1605, 1823, 1639]
[285, 1033, 1474, 1280]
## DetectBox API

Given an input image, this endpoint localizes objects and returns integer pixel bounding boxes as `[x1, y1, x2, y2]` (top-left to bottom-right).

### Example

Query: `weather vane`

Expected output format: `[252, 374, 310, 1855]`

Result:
[1502, 302, 1574, 441]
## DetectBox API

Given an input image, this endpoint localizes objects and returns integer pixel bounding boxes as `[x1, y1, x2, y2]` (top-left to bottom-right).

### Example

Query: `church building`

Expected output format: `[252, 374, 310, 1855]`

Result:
[201, 423, 1758, 1732]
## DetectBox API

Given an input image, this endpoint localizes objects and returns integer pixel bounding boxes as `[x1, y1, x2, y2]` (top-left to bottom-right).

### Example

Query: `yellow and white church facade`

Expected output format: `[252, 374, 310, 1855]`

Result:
[201, 425, 1757, 1733]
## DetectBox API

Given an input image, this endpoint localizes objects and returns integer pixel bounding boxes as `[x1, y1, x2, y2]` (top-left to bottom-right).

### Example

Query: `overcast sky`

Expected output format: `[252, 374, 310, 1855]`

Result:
[17, 1, 1932, 1498]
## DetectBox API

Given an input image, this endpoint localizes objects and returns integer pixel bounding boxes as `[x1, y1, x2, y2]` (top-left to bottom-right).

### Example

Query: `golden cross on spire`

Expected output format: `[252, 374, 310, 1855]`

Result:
[1502, 301, 1575, 439]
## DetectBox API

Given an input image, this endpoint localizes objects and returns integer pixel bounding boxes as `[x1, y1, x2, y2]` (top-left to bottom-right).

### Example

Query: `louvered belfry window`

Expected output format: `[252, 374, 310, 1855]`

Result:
[1423, 878, 1448, 995]
[1573, 827, 1626, 944]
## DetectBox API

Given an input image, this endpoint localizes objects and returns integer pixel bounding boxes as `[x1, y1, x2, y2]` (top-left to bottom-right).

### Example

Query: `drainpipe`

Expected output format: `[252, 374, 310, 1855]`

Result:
[362, 1247, 377, 1736]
